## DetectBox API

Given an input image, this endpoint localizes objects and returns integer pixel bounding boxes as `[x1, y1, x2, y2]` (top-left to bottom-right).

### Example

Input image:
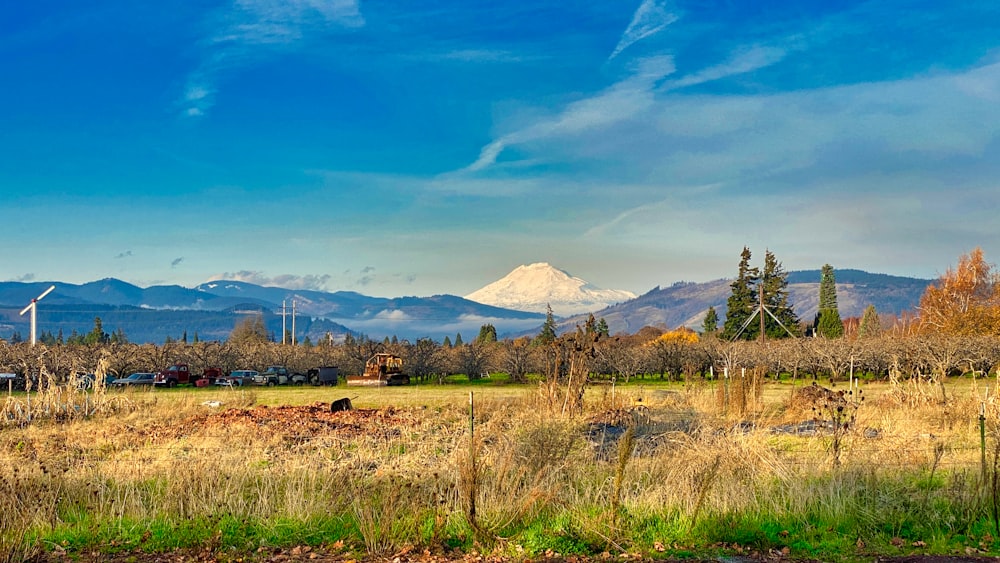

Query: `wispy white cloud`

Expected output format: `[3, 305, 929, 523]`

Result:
[465, 55, 676, 171]
[181, 0, 364, 117]
[662, 45, 788, 90]
[609, 0, 679, 60]
[582, 183, 722, 238]
[208, 270, 332, 290]
[417, 49, 529, 64]
[171, 257, 184, 268]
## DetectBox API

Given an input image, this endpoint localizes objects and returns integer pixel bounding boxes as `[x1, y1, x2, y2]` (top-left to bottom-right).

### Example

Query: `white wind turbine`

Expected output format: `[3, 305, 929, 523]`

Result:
[19, 285, 55, 346]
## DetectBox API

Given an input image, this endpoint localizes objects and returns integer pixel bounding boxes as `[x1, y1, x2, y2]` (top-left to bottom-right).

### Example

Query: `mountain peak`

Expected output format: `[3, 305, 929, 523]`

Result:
[464, 263, 636, 316]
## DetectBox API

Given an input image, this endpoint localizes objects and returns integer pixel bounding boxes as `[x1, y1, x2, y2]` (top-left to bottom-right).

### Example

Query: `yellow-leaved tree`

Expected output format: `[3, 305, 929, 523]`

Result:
[918, 247, 1000, 335]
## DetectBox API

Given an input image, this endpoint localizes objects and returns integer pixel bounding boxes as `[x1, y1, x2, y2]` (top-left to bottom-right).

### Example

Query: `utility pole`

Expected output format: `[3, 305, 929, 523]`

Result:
[291, 300, 296, 346]
[281, 300, 287, 345]
[759, 284, 766, 344]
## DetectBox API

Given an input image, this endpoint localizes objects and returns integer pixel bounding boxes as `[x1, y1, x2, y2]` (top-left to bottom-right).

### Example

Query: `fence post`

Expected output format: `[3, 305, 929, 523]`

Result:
[467, 391, 477, 529]
[981, 401, 988, 483]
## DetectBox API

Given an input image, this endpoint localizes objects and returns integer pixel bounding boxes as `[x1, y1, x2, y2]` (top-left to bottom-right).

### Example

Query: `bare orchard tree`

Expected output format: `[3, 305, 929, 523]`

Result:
[403, 337, 445, 383]
[341, 334, 381, 376]
[452, 341, 495, 381]
[963, 335, 1000, 380]
[596, 335, 648, 383]
[500, 337, 536, 383]
[771, 339, 808, 381]
[99, 343, 145, 380]
[186, 341, 229, 374]
[809, 337, 861, 384]
[921, 334, 967, 403]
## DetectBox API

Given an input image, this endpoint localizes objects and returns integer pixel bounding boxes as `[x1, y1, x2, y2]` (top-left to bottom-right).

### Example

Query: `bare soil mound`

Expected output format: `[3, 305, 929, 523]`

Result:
[146, 402, 421, 441]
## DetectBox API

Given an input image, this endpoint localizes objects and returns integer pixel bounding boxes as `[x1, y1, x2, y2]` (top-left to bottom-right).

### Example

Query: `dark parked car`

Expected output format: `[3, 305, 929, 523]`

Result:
[216, 370, 257, 387]
[111, 372, 156, 387]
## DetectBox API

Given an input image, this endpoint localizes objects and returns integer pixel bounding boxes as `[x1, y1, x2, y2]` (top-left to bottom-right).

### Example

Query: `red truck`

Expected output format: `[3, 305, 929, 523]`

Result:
[153, 364, 223, 388]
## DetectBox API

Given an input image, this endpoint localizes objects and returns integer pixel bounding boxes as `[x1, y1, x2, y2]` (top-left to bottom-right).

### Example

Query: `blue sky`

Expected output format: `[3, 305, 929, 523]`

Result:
[3, 0, 999, 297]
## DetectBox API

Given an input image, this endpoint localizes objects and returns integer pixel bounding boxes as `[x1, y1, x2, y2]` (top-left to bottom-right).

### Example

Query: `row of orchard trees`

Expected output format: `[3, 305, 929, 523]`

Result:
[4, 325, 1000, 389]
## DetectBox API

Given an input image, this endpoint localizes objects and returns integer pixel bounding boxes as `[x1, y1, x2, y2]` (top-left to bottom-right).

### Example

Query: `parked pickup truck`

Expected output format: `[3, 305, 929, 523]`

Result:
[154, 364, 224, 388]
[250, 366, 307, 386]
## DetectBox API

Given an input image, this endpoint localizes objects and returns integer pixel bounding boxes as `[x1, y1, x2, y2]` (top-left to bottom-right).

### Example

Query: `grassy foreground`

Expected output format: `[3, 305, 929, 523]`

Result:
[3, 376, 1000, 562]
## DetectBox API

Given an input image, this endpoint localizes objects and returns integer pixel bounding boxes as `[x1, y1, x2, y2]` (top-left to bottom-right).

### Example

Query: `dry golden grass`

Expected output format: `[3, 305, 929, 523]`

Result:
[1, 378, 999, 560]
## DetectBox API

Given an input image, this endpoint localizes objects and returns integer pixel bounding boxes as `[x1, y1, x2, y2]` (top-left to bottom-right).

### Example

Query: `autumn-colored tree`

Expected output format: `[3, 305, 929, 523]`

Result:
[229, 315, 269, 346]
[918, 247, 1000, 335]
[645, 328, 699, 380]
[655, 327, 700, 345]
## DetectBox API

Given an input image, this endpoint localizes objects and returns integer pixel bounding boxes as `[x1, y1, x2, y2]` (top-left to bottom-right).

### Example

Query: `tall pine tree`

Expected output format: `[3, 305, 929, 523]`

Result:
[537, 304, 557, 345]
[760, 250, 800, 338]
[702, 306, 719, 335]
[722, 247, 759, 340]
[722, 247, 799, 340]
[815, 264, 844, 338]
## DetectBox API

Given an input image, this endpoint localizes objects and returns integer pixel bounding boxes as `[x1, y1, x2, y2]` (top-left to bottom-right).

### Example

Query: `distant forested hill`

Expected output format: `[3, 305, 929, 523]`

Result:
[557, 269, 932, 335]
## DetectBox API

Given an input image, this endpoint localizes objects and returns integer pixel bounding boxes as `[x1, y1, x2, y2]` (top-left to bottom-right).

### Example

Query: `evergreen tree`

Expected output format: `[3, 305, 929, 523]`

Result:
[476, 323, 497, 343]
[722, 247, 760, 340]
[442, 335, 452, 348]
[819, 264, 839, 310]
[83, 317, 110, 345]
[10, 331, 23, 344]
[815, 264, 844, 338]
[815, 309, 844, 338]
[702, 306, 719, 334]
[193, 332, 200, 343]
[57, 328, 64, 344]
[302, 335, 313, 347]
[596, 317, 610, 338]
[110, 328, 128, 344]
[454, 332, 463, 346]
[181, 330, 188, 344]
[537, 304, 557, 345]
[858, 304, 882, 338]
[759, 249, 800, 338]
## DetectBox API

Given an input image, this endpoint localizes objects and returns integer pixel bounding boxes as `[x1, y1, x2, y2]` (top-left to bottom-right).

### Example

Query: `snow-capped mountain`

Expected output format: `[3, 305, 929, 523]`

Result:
[464, 263, 637, 317]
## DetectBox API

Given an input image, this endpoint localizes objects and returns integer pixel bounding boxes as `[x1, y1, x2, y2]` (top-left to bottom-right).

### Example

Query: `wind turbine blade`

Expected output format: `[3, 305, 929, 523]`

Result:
[18, 285, 55, 316]
[37, 285, 56, 301]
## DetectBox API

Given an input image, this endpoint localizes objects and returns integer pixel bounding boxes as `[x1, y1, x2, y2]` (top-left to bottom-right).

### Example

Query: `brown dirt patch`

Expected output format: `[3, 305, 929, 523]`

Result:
[144, 402, 423, 442]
